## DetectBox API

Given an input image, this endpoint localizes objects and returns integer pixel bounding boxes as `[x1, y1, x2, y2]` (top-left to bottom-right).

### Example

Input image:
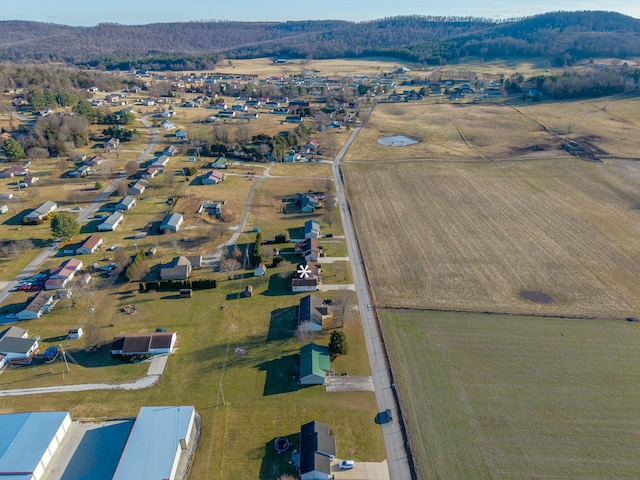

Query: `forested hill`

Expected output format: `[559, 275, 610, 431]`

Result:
[1, 11, 639, 69]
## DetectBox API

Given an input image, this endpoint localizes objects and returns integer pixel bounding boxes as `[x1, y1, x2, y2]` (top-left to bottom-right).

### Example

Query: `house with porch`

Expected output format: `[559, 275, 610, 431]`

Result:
[24, 201, 57, 224]
[17, 292, 55, 320]
[299, 420, 337, 480]
[298, 295, 331, 332]
[76, 234, 103, 255]
[110, 331, 177, 356]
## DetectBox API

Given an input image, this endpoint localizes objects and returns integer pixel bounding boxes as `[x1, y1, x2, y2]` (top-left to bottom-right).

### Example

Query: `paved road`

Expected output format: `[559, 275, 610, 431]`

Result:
[0, 115, 158, 306]
[333, 115, 414, 479]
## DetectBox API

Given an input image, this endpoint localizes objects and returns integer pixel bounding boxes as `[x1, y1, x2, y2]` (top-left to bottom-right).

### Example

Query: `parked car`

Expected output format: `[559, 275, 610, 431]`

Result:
[339, 460, 355, 470]
[385, 408, 393, 422]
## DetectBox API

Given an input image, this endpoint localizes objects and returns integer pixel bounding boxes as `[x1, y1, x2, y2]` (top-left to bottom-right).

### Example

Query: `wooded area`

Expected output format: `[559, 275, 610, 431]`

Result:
[1, 12, 640, 69]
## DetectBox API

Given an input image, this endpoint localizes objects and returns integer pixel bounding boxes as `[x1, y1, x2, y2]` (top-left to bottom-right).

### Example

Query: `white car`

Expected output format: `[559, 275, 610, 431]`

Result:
[339, 460, 355, 470]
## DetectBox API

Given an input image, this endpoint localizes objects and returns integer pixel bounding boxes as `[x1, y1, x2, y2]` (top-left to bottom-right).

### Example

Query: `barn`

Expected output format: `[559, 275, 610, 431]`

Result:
[0, 411, 72, 480]
[113, 406, 196, 480]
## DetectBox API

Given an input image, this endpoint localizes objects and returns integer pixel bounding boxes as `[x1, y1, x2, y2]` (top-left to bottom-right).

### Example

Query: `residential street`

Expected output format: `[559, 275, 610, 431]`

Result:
[0, 115, 158, 307]
[332, 114, 414, 480]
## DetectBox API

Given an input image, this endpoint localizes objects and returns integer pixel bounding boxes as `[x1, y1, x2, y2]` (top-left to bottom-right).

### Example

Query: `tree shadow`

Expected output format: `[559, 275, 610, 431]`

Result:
[255, 354, 300, 396]
[267, 307, 296, 342]
[258, 433, 300, 480]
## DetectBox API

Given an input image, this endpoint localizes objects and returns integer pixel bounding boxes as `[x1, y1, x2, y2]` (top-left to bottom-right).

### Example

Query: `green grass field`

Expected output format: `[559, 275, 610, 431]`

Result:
[381, 309, 640, 480]
[0, 271, 384, 479]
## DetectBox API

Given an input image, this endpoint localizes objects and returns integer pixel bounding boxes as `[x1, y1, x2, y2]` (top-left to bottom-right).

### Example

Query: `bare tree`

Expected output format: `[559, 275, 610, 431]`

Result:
[126, 260, 150, 282]
[210, 223, 227, 240]
[333, 288, 354, 328]
[213, 124, 230, 143]
[236, 123, 252, 143]
[27, 147, 50, 160]
[219, 258, 241, 279]
[114, 248, 131, 274]
[295, 321, 317, 343]
[117, 181, 129, 197]
[83, 319, 104, 350]
[276, 259, 292, 280]
[323, 195, 336, 227]
[260, 245, 274, 264]
[125, 160, 138, 176]
[97, 159, 115, 179]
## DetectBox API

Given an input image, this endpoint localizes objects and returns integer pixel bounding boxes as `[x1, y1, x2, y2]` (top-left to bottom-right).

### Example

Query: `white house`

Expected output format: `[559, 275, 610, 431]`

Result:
[110, 331, 177, 356]
[115, 195, 137, 212]
[97, 211, 124, 231]
[304, 220, 321, 239]
[76, 234, 103, 255]
[201, 170, 225, 185]
[160, 213, 184, 233]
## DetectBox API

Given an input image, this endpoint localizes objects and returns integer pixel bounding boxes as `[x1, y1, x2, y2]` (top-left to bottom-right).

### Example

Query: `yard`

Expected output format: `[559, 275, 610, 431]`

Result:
[0, 270, 384, 479]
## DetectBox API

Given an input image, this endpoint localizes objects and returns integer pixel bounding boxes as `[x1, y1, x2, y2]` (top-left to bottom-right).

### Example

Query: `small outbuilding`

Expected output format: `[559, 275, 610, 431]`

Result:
[76, 234, 103, 255]
[68, 327, 84, 339]
[160, 213, 184, 233]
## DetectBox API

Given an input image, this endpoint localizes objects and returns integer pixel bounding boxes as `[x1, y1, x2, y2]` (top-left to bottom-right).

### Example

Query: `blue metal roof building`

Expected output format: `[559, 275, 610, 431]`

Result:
[113, 406, 196, 480]
[0, 411, 72, 480]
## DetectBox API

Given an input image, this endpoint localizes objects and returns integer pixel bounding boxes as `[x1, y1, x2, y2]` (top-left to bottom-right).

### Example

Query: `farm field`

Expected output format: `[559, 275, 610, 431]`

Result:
[345, 102, 570, 161]
[380, 309, 640, 480]
[343, 158, 640, 318]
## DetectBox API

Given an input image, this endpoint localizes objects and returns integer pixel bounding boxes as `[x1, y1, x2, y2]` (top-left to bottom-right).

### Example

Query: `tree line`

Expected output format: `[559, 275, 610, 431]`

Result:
[2, 12, 640, 69]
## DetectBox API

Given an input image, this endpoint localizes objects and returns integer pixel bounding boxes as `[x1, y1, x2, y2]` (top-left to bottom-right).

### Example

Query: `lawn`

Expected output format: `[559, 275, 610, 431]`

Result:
[343, 158, 640, 318]
[380, 309, 640, 480]
[0, 269, 384, 479]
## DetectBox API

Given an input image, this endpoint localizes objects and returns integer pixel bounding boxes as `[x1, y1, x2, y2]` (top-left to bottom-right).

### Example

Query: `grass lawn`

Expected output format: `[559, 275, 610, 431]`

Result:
[381, 309, 640, 480]
[0, 268, 383, 479]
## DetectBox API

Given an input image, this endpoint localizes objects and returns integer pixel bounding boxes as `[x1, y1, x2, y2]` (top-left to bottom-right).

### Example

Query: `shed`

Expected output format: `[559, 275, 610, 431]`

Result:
[254, 263, 267, 277]
[160, 213, 184, 233]
[0, 205, 8, 214]
[242, 285, 254, 298]
[68, 327, 83, 339]
[180, 289, 193, 298]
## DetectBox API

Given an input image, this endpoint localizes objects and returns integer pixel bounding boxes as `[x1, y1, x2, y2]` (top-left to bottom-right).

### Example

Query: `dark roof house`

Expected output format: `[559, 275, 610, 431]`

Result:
[110, 332, 177, 356]
[299, 420, 336, 480]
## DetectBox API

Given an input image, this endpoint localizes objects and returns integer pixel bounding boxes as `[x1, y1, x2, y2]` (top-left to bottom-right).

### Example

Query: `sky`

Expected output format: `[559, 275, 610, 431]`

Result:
[2, 0, 640, 25]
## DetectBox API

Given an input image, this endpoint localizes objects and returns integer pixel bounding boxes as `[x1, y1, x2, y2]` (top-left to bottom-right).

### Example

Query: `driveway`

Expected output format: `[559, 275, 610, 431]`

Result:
[325, 376, 374, 393]
[331, 459, 390, 480]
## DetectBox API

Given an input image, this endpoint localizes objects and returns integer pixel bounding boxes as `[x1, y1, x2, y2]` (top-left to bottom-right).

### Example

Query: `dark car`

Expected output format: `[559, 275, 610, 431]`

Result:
[385, 409, 393, 422]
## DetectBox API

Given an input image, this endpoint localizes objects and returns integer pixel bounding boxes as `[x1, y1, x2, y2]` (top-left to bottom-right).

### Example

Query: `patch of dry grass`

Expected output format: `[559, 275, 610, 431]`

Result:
[344, 158, 640, 318]
[346, 102, 564, 161]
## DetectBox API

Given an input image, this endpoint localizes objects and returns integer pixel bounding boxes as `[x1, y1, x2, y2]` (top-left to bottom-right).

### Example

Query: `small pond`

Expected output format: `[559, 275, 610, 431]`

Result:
[376, 135, 419, 147]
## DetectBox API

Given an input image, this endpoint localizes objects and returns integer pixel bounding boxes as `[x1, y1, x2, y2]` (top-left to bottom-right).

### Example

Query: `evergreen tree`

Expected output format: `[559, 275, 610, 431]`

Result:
[329, 330, 348, 356]
[51, 212, 80, 239]
[2, 138, 25, 161]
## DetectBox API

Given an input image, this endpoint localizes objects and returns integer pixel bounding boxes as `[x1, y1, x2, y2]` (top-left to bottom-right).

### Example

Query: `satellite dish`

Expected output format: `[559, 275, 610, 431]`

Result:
[297, 264, 311, 279]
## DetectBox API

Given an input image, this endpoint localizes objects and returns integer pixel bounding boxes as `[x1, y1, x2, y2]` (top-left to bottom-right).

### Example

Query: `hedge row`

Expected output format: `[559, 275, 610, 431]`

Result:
[139, 278, 217, 292]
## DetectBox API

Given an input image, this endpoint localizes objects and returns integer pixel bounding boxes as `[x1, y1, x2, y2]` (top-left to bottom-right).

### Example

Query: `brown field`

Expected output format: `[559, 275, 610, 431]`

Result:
[345, 102, 569, 161]
[164, 57, 410, 78]
[517, 97, 640, 158]
[343, 158, 640, 318]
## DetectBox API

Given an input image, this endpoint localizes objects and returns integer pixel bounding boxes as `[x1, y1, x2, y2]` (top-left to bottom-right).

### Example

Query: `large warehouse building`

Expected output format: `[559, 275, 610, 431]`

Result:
[0, 411, 72, 480]
[113, 406, 196, 480]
